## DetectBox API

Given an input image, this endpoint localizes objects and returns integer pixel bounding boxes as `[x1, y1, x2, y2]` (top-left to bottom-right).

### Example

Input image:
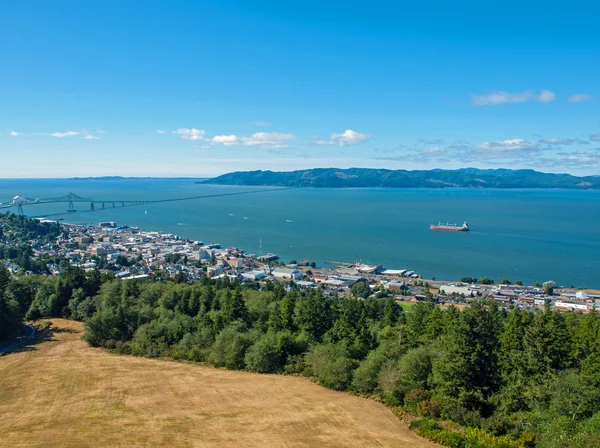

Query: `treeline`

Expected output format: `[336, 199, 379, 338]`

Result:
[0, 212, 63, 274]
[1, 269, 599, 447]
[0, 212, 60, 242]
[0, 267, 110, 340]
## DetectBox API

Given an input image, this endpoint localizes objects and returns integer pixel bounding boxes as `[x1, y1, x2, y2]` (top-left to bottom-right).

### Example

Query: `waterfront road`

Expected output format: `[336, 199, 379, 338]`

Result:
[0, 324, 36, 354]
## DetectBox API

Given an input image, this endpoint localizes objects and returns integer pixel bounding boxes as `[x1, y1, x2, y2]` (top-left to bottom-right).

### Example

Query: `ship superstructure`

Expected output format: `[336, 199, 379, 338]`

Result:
[430, 221, 470, 231]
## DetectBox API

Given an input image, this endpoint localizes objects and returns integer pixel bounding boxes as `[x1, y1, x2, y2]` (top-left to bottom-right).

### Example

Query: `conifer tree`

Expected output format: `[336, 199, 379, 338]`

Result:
[222, 288, 249, 325]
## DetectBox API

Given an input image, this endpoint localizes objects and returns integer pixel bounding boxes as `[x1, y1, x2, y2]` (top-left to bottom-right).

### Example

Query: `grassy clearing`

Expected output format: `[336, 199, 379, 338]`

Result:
[0, 319, 436, 448]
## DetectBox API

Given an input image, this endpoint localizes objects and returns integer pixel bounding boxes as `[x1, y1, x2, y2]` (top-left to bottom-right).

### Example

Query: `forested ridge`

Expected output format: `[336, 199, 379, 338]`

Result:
[1, 267, 599, 447]
[201, 168, 600, 189]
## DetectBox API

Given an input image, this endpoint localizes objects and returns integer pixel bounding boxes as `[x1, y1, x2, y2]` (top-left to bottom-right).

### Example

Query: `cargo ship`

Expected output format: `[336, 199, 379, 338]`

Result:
[430, 221, 470, 232]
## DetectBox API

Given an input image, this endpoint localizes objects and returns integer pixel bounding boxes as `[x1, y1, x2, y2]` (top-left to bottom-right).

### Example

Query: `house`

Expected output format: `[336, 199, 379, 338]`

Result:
[225, 257, 243, 269]
[387, 281, 408, 292]
[207, 264, 226, 277]
[90, 244, 117, 256]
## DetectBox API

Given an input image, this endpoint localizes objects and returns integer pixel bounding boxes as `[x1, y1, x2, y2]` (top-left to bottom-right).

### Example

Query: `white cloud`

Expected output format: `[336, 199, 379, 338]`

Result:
[207, 132, 295, 149]
[172, 128, 206, 140]
[211, 135, 240, 146]
[97, 129, 108, 134]
[249, 121, 271, 127]
[421, 146, 446, 154]
[540, 138, 577, 145]
[83, 135, 100, 140]
[590, 133, 600, 142]
[50, 131, 78, 138]
[242, 132, 295, 148]
[475, 139, 541, 151]
[471, 90, 556, 106]
[536, 151, 600, 169]
[315, 129, 371, 146]
[538, 90, 556, 103]
[156, 130, 166, 134]
[9, 131, 19, 137]
[567, 94, 594, 103]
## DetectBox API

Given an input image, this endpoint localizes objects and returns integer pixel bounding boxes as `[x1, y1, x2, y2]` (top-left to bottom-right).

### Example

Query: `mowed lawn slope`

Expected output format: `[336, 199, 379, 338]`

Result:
[0, 320, 436, 448]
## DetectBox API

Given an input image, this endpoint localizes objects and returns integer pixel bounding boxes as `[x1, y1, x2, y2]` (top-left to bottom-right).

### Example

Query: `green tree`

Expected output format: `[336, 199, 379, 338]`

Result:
[350, 281, 370, 299]
[524, 309, 571, 377]
[305, 343, 357, 390]
[295, 290, 333, 341]
[351, 349, 386, 394]
[245, 333, 283, 373]
[279, 290, 297, 331]
[495, 308, 532, 413]
[432, 301, 501, 409]
[221, 288, 249, 325]
[210, 325, 252, 370]
[382, 297, 402, 327]
[543, 281, 555, 295]
[572, 311, 600, 367]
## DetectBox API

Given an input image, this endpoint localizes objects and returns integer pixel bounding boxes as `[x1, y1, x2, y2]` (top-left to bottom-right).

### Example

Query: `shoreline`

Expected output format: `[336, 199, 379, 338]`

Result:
[42, 218, 600, 313]
[57, 216, 600, 293]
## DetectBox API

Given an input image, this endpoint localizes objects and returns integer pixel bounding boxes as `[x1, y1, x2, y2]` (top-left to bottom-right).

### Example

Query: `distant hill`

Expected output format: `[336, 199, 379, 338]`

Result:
[70, 176, 207, 180]
[200, 168, 600, 189]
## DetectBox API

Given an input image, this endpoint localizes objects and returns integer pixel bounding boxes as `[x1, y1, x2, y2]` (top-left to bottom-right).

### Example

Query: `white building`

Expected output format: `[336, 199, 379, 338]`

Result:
[207, 264, 226, 277]
[242, 271, 266, 281]
[272, 267, 302, 280]
[439, 284, 474, 296]
[554, 301, 590, 312]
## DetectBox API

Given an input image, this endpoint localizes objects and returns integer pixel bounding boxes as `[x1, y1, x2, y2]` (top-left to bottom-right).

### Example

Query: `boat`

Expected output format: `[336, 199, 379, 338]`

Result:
[430, 221, 470, 232]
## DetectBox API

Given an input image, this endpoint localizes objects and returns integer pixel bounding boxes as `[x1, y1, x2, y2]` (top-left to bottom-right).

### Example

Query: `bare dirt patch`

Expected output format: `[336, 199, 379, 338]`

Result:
[0, 319, 436, 447]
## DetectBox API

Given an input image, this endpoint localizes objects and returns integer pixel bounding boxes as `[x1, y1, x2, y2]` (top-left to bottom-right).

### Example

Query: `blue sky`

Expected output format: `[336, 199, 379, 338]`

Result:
[1, 0, 599, 177]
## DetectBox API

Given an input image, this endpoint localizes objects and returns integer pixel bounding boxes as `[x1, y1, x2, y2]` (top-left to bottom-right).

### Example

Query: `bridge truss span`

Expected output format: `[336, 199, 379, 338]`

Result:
[0, 187, 294, 217]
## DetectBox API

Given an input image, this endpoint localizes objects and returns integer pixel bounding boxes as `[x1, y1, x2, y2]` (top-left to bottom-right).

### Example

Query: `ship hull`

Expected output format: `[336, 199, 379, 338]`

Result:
[430, 226, 469, 231]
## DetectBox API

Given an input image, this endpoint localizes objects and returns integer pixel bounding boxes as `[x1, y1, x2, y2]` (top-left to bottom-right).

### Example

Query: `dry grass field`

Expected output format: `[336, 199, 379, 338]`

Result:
[0, 319, 436, 448]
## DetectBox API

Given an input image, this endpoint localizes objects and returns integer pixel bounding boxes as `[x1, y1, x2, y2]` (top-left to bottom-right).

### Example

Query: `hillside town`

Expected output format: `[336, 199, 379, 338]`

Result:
[2, 217, 599, 313]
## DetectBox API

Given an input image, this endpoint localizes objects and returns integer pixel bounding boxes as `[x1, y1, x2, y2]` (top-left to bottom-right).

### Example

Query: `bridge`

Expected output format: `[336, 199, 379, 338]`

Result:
[0, 188, 292, 217]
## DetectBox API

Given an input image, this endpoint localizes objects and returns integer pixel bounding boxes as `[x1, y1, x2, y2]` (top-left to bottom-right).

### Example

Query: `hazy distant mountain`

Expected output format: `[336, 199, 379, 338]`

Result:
[70, 176, 206, 180]
[200, 168, 600, 189]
